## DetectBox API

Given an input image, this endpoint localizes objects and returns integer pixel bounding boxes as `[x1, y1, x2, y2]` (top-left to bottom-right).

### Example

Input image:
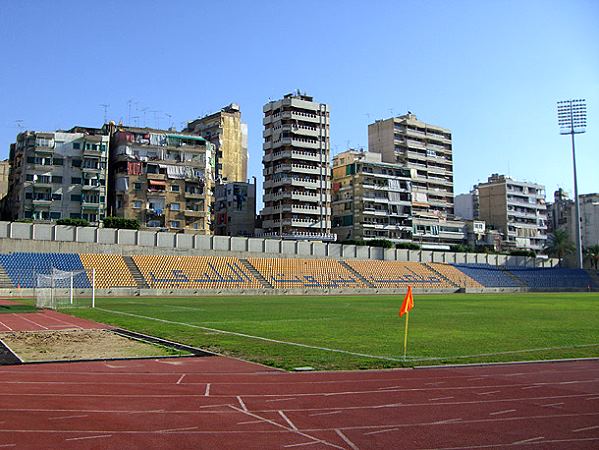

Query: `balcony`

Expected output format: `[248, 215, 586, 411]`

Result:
[184, 209, 206, 217]
[32, 198, 52, 206]
[184, 191, 203, 199]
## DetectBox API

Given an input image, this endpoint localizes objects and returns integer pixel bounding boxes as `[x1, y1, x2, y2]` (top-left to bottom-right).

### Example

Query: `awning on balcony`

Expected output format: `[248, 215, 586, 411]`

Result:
[149, 180, 166, 187]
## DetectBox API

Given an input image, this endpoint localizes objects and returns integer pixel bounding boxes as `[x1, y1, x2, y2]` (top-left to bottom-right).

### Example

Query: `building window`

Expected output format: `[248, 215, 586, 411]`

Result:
[51, 176, 62, 184]
[71, 177, 81, 184]
[71, 194, 81, 202]
[133, 200, 142, 208]
[26, 174, 34, 181]
[49, 212, 61, 220]
[170, 220, 180, 228]
[25, 192, 32, 199]
[72, 159, 82, 168]
[73, 142, 81, 150]
[52, 193, 62, 201]
[53, 158, 64, 166]
[70, 213, 81, 219]
[100, 144, 106, 151]
[170, 203, 180, 211]
[134, 183, 142, 190]
[171, 185, 180, 192]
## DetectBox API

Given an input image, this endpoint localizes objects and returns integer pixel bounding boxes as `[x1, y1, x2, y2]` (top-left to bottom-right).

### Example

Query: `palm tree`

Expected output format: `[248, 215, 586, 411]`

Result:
[545, 229, 575, 267]
[585, 244, 599, 270]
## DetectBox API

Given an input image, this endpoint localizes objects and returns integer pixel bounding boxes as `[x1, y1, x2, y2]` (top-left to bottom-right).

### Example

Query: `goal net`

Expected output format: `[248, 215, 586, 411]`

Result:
[35, 268, 96, 310]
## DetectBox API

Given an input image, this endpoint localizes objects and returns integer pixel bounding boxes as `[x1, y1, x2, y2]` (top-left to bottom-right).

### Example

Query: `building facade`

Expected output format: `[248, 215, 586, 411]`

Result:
[476, 174, 547, 252]
[331, 150, 412, 243]
[108, 125, 214, 234]
[184, 104, 248, 183]
[214, 181, 256, 237]
[261, 92, 333, 240]
[5, 129, 109, 224]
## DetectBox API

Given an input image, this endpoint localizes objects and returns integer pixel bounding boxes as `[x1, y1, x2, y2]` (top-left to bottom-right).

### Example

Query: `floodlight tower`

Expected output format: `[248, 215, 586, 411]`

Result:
[557, 99, 587, 269]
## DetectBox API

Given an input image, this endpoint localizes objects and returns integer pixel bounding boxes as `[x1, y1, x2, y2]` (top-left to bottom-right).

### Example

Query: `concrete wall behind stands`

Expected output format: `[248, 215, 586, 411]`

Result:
[0, 221, 558, 267]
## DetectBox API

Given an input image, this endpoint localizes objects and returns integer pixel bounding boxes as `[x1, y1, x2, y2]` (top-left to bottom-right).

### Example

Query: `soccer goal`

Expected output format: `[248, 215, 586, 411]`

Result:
[35, 268, 96, 310]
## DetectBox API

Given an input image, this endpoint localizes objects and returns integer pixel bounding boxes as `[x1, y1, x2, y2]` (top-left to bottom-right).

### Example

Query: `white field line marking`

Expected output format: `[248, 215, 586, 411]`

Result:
[279, 411, 298, 430]
[237, 396, 248, 412]
[14, 314, 48, 330]
[65, 434, 112, 441]
[158, 426, 198, 433]
[430, 396, 454, 401]
[489, 409, 515, 416]
[93, 308, 405, 362]
[335, 429, 360, 450]
[0, 320, 13, 331]
[229, 405, 344, 450]
[309, 411, 342, 417]
[477, 391, 500, 396]
[511, 436, 544, 445]
[176, 374, 186, 385]
[266, 397, 297, 403]
[284, 442, 320, 448]
[573, 425, 599, 433]
[204, 383, 210, 396]
[48, 414, 89, 420]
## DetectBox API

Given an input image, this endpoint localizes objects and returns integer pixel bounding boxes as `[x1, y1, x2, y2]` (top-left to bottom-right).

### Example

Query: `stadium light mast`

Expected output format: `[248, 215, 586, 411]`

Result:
[557, 99, 587, 269]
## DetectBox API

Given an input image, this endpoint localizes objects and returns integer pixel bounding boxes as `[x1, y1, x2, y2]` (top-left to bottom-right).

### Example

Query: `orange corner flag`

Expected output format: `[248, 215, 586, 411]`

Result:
[399, 286, 414, 317]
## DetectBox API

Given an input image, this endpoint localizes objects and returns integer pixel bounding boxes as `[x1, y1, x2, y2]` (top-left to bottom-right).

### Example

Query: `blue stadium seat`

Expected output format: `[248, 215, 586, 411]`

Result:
[0, 252, 90, 288]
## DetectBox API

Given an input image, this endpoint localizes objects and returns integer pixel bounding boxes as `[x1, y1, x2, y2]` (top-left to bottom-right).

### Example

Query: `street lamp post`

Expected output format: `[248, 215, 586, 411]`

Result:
[557, 99, 587, 269]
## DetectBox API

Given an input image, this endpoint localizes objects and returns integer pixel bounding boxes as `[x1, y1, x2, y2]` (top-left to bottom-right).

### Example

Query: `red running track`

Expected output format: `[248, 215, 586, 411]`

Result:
[0, 310, 109, 332]
[0, 357, 597, 449]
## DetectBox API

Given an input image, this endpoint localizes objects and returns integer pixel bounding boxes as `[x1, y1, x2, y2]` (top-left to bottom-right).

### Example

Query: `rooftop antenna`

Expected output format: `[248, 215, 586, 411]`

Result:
[140, 107, 149, 127]
[100, 104, 109, 123]
[388, 108, 394, 117]
[151, 110, 161, 129]
[165, 113, 173, 129]
[15, 120, 24, 131]
[131, 115, 140, 127]
[127, 99, 133, 124]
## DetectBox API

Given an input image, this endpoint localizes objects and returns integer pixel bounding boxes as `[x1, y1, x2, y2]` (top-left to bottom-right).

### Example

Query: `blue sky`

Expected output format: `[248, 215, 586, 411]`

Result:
[1, 0, 597, 208]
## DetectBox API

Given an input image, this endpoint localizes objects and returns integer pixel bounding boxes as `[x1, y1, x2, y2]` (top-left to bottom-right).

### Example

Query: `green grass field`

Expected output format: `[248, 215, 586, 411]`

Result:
[64, 292, 599, 371]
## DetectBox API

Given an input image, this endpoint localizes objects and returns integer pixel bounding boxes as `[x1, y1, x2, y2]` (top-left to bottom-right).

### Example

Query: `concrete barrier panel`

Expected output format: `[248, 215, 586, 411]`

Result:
[137, 230, 156, 247]
[397, 249, 409, 262]
[264, 239, 280, 254]
[312, 242, 326, 257]
[281, 240, 295, 255]
[176, 234, 193, 249]
[54, 225, 76, 242]
[98, 228, 118, 244]
[465, 253, 477, 264]
[383, 248, 396, 260]
[370, 247, 383, 260]
[432, 251, 445, 263]
[408, 250, 419, 262]
[0, 221, 9, 238]
[356, 246, 369, 259]
[32, 224, 53, 241]
[213, 236, 230, 251]
[328, 243, 342, 258]
[117, 229, 137, 246]
[296, 241, 310, 256]
[157, 232, 176, 248]
[342, 245, 357, 258]
[194, 235, 211, 250]
[231, 237, 247, 252]
[10, 222, 33, 239]
[420, 251, 433, 263]
[248, 238, 264, 253]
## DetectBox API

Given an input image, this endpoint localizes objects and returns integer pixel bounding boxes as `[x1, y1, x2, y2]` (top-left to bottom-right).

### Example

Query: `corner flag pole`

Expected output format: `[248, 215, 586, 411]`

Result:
[403, 311, 410, 358]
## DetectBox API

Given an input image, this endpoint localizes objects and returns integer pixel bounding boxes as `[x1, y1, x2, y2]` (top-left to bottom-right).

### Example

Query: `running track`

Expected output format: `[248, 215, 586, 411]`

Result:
[0, 358, 597, 449]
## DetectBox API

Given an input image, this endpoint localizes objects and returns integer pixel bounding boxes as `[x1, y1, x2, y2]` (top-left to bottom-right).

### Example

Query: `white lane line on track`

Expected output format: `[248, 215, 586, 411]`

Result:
[586, 397, 599, 400]
[176, 374, 186, 385]
[309, 411, 342, 417]
[573, 425, 599, 433]
[489, 409, 515, 416]
[363, 427, 399, 436]
[65, 434, 112, 441]
[0, 321, 13, 331]
[13, 314, 48, 330]
[237, 420, 264, 425]
[430, 396, 454, 401]
[279, 411, 298, 431]
[48, 414, 89, 420]
[158, 426, 198, 433]
[229, 405, 344, 450]
[0, 445, 16, 448]
[377, 385, 402, 390]
[521, 385, 543, 390]
[476, 391, 500, 396]
[417, 437, 599, 449]
[284, 442, 320, 448]
[425, 382, 446, 386]
[335, 429, 360, 450]
[237, 396, 248, 412]
[39, 314, 83, 329]
[541, 402, 564, 408]
[511, 436, 544, 445]
[432, 418, 462, 425]
[198, 403, 232, 409]
[265, 397, 297, 403]
[204, 383, 210, 396]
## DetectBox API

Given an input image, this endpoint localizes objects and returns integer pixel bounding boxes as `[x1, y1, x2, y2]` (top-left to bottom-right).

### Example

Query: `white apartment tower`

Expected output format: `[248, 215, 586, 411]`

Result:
[261, 92, 333, 240]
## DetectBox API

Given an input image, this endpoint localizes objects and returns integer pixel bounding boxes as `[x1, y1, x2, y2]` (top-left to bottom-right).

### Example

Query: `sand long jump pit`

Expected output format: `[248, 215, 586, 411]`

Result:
[0, 329, 191, 363]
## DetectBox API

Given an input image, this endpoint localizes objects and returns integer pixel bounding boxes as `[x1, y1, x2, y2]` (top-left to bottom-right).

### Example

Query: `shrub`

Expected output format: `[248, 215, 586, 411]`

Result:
[395, 242, 420, 250]
[56, 218, 90, 227]
[103, 216, 140, 230]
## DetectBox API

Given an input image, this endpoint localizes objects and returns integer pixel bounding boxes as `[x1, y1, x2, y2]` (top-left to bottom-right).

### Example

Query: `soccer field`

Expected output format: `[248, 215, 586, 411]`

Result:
[66, 292, 599, 370]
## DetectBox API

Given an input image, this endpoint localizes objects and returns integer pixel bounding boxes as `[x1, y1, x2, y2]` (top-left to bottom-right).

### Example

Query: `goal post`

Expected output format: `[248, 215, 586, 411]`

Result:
[35, 268, 96, 310]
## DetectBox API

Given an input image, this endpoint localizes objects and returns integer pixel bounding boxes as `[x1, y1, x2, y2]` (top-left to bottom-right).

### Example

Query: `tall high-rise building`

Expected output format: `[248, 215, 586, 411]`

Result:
[476, 174, 547, 252]
[107, 125, 214, 234]
[184, 104, 248, 183]
[261, 92, 332, 240]
[5, 129, 109, 224]
[331, 150, 412, 243]
[214, 180, 256, 237]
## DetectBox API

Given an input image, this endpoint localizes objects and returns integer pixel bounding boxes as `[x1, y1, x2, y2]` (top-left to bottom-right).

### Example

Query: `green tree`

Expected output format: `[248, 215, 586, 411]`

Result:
[585, 244, 599, 270]
[545, 229, 575, 266]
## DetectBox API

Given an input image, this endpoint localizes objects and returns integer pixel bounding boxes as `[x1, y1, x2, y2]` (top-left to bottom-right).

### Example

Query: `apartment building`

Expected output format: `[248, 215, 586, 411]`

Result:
[261, 92, 333, 240]
[476, 174, 547, 252]
[108, 125, 214, 234]
[184, 103, 248, 183]
[214, 181, 256, 237]
[5, 129, 109, 224]
[331, 150, 412, 243]
[0, 160, 9, 201]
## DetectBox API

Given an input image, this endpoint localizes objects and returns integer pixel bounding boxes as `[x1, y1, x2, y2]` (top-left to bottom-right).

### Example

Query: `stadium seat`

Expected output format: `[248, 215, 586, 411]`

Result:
[0, 252, 90, 288]
[346, 260, 453, 289]
[79, 254, 137, 288]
